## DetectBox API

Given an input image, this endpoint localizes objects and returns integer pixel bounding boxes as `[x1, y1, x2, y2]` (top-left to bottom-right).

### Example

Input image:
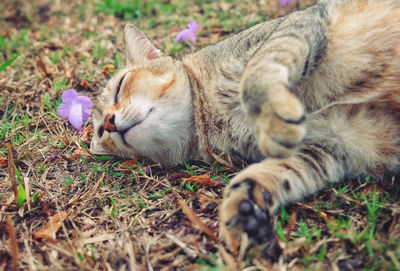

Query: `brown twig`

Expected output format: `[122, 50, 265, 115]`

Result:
[6, 142, 18, 206]
[285, 211, 297, 242]
[178, 199, 220, 243]
[7, 217, 18, 271]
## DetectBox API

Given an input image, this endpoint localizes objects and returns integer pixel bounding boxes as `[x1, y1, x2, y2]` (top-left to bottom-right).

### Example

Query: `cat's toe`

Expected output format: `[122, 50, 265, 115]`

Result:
[270, 84, 305, 125]
[254, 116, 306, 158]
[220, 177, 275, 251]
[239, 200, 273, 244]
[252, 84, 306, 158]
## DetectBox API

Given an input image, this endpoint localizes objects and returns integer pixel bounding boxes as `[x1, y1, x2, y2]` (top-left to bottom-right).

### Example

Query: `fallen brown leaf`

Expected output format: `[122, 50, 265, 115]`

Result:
[80, 125, 93, 142]
[32, 211, 67, 241]
[80, 79, 94, 90]
[181, 174, 219, 187]
[0, 158, 7, 168]
[363, 181, 386, 197]
[103, 64, 115, 77]
[36, 54, 51, 78]
[72, 147, 90, 159]
[46, 18, 58, 27]
[118, 159, 138, 171]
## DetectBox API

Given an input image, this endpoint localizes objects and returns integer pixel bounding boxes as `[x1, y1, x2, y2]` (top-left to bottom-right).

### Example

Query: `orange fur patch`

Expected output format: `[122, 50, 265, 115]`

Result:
[158, 75, 176, 98]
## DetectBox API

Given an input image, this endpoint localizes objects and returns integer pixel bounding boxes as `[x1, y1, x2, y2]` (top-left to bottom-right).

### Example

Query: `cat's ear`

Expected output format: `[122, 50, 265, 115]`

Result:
[124, 24, 162, 65]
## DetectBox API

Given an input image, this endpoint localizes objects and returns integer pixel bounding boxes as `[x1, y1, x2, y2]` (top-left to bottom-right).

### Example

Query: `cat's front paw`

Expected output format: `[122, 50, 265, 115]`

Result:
[254, 84, 306, 158]
[220, 172, 278, 251]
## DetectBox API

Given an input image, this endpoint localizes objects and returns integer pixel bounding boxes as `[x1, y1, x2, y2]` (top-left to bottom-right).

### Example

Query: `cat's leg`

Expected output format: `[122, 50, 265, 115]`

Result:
[240, 6, 328, 158]
[220, 102, 400, 249]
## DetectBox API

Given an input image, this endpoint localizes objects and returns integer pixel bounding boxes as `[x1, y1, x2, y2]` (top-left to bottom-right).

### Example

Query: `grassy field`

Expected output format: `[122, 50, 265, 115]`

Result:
[1, 0, 400, 270]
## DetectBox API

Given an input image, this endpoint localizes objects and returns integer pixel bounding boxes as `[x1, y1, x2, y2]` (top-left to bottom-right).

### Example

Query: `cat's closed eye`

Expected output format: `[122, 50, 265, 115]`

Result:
[115, 73, 127, 103]
[98, 125, 104, 137]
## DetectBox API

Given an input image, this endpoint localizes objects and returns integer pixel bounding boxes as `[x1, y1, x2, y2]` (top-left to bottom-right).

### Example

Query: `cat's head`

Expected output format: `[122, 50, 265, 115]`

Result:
[90, 24, 194, 166]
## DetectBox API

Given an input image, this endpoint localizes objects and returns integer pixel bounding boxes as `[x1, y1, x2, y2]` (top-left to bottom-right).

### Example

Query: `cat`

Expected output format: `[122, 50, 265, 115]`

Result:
[90, 0, 400, 251]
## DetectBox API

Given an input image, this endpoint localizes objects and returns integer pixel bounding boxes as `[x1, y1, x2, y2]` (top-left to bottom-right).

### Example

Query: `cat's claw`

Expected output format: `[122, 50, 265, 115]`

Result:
[253, 84, 306, 158]
[220, 177, 276, 251]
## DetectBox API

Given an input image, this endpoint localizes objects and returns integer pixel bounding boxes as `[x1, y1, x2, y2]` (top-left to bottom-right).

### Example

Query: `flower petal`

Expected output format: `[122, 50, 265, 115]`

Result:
[77, 96, 93, 108]
[279, 0, 292, 6]
[61, 89, 78, 103]
[68, 102, 83, 131]
[176, 29, 190, 43]
[82, 110, 91, 122]
[57, 103, 70, 119]
[187, 21, 198, 32]
[189, 33, 196, 42]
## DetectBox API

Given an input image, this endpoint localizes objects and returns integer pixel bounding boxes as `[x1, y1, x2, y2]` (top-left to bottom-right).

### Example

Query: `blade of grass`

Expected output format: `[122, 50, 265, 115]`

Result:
[0, 54, 20, 72]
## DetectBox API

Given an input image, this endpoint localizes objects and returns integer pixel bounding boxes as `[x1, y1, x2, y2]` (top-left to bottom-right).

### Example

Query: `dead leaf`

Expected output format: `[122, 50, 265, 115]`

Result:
[0, 158, 7, 168]
[71, 148, 90, 159]
[169, 172, 191, 184]
[181, 174, 219, 187]
[118, 159, 138, 171]
[46, 18, 58, 27]
[80, 125, 93, 142]
[1, 30, 10, 37]
[178, 199, 219, 243]
[103, 64, 116, 77]
[36, 54, 51, 78]
[32, 211, 67, 241]
[363, 181, 386, 197]
[80, 80, 94, 90]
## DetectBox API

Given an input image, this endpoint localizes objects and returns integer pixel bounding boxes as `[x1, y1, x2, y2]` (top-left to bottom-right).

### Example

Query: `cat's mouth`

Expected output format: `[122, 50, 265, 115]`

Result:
[117, 121, 142, 147]
[110, 107, 155, 147]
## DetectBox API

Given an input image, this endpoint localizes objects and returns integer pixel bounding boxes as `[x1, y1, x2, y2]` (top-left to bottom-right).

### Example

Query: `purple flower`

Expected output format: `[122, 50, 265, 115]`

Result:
[175, 21, 198, 43]
[279, 0, 292, 6]
[57, 89, 93, 132]
[49, 154, 62, 161]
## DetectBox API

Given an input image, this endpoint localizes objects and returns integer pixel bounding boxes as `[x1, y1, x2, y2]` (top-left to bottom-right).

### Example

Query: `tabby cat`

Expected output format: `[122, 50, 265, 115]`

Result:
[90, 0, 400, 250]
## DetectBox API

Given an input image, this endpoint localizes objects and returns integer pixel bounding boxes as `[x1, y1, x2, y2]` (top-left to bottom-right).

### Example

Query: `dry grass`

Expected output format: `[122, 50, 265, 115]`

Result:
[1, 0, 399, 270]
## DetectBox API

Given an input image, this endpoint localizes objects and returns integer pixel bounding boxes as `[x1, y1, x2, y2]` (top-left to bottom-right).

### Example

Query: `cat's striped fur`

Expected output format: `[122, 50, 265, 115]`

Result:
[91, 0, 400, 250]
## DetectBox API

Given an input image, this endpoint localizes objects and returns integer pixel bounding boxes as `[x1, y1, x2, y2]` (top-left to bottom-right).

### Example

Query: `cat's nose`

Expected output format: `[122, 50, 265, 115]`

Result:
[104, 114, 116, 132]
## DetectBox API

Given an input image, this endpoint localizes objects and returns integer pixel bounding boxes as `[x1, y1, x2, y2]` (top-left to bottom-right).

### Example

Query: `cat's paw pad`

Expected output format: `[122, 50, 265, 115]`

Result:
[220, 177, 275, 250]
[254, 84, 306, 158]
[237, 199, 273, 242]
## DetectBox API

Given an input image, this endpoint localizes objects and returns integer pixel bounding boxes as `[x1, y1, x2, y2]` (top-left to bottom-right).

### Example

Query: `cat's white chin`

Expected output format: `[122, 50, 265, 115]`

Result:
[121, 119, 193, 166]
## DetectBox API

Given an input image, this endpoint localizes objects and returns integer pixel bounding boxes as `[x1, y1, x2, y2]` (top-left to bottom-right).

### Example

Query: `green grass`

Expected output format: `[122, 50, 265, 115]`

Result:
[0, 54, 21, 72]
